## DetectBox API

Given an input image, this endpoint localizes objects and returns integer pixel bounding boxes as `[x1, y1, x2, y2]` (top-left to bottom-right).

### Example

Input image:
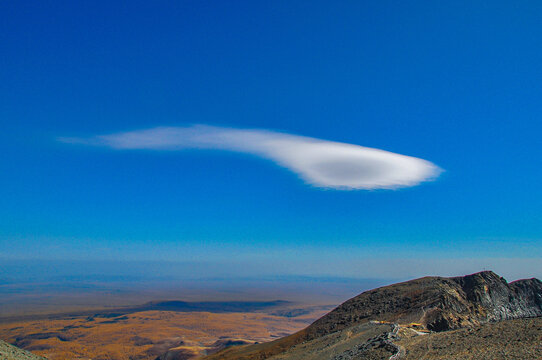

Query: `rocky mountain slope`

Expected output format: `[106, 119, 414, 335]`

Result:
[0, 340, 46, 360]
[307, 270, 542, 334]
[204, 271, 542, 360]
[398, 317, 542, 359]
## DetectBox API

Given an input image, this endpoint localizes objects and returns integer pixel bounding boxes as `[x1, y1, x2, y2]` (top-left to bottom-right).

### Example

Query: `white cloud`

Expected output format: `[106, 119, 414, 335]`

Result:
[59, 125, 441, 190]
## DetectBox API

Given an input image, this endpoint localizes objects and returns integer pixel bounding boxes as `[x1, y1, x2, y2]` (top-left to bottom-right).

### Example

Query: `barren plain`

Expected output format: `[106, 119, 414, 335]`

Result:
[0, 302, 332, 360]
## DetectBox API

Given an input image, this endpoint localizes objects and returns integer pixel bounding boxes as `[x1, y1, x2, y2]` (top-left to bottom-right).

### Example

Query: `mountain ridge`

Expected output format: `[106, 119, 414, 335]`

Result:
[204, 271, 542, 360]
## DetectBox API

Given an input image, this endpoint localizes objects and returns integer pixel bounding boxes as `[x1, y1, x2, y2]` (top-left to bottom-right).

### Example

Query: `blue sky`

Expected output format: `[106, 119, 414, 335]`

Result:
[1, 1, 541, 280]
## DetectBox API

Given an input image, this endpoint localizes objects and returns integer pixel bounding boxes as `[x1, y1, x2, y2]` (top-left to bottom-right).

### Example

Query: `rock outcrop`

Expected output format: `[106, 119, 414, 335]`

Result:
[425, 271, 542, 330]
[306, 271, 542, 335]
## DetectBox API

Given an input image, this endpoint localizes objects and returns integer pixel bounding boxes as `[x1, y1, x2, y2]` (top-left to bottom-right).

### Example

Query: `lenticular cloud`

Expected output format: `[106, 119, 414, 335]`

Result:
[60, 125, 441, 190]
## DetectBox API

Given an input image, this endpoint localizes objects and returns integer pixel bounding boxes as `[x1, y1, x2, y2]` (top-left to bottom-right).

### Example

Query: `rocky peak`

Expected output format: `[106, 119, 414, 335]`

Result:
[306, 271, 542, 336]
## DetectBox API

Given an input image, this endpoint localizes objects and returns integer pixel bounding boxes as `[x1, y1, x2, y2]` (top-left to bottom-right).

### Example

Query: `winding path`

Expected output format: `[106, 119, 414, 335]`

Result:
[386, 324, 406, 360]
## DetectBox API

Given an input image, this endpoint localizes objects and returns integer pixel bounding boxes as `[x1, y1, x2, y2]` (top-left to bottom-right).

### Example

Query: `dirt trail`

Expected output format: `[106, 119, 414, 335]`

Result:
[386, 324, 405, 360]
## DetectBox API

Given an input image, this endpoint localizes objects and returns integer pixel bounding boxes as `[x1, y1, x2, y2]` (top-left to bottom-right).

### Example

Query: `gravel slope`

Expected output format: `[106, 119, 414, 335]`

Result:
[0, 340, 46, 360]
[399, 317, 542, 359]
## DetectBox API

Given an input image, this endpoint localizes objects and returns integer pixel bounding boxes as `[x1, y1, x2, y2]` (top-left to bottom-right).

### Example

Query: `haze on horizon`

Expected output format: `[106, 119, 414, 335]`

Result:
[1, 1, 542, 288]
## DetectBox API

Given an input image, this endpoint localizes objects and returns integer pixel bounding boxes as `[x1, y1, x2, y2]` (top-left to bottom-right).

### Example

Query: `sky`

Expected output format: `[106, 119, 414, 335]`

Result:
[1, 1, 541, 281]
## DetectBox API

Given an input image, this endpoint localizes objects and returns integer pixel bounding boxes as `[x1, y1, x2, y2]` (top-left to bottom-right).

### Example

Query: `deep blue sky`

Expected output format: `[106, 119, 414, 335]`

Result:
[1, 1, 541, 280]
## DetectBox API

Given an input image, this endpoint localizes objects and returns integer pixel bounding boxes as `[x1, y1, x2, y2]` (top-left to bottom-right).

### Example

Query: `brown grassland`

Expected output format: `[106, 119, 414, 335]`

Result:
[0, 308, 329, 360]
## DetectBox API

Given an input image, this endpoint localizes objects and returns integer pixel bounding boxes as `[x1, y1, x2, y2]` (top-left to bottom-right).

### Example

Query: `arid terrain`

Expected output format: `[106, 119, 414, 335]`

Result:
[0, 264, 381, 360]
[0, 301, 329, 360]
[399, 317, 542, 359]
[0, 339, 46, 360]
[0, 301, 332, 360]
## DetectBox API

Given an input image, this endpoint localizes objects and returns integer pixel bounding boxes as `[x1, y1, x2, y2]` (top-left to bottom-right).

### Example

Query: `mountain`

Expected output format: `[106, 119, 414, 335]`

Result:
[0, 340, 46, 360]
[306, 270, 541, 333]
[204, 271, 542, 359]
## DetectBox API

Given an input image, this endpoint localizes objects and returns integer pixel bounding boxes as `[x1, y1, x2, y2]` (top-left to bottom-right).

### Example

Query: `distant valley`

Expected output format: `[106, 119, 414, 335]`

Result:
[0, 300, 333, 360]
